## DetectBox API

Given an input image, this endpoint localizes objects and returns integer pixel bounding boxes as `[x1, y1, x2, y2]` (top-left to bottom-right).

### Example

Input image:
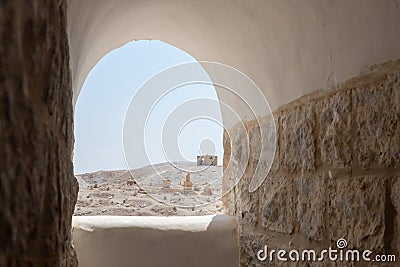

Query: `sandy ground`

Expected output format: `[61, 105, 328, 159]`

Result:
[74, 162, 223, 216]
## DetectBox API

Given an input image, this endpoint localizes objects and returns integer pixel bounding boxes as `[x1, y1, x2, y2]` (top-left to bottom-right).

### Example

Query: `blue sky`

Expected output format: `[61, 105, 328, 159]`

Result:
[74, 41, 223, 174]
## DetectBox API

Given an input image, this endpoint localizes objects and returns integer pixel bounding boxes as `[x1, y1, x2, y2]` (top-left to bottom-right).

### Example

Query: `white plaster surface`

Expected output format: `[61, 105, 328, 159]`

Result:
[68, 0, 400, 110]
[72, 215, 238, 267]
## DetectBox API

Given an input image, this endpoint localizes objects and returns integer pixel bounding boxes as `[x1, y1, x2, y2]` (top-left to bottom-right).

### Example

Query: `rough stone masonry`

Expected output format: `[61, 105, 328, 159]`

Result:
[223, 60, 400, 266]
[1, 1, 400, 266]
[0, 1, 78, 266]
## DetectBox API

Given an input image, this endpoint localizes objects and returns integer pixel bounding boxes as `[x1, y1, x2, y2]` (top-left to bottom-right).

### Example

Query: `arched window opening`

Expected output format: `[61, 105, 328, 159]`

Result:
[73, 41, 224, 216]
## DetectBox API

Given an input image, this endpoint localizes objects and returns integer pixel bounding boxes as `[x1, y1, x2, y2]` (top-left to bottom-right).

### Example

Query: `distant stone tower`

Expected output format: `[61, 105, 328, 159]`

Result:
[183, 173, 192, 191]
[196, 155, 218, 166]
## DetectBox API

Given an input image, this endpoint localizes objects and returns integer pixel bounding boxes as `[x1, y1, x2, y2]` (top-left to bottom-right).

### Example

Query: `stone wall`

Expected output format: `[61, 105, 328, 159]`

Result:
[223, 60, 400, 266]
[1, 1, 400, 266]
[0, 1, 78, 266]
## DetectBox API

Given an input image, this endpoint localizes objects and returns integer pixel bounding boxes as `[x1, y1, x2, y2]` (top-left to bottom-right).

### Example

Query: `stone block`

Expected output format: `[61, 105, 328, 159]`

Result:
[328, 176, 386, 251]
[269, 116, 280, 174]
[222, 124, 249, 195]
[252, 116, 279, 177]
[238, 230, 267, 267]
[353, 75, 400, 169]
[222, 188, 236, 215]
[247, 118, 276, 191]
[235, 169, 259, 226]
[317, 91, 352, 171]
[297, 174, 327, 242]
[259, 176, 295, 234]
[248, 121, 261, 165]
[280, 104, 315, 173]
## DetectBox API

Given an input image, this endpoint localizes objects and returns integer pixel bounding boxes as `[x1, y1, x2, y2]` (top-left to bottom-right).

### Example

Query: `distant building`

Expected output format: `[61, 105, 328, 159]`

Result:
[183, 173, 192, 191]
[196, 155, 218, 166]
[162, 179, 171, 189]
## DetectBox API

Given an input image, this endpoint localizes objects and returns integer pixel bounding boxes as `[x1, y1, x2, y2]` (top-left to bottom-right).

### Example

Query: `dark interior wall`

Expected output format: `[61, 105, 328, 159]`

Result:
[0, 1, 78, 266]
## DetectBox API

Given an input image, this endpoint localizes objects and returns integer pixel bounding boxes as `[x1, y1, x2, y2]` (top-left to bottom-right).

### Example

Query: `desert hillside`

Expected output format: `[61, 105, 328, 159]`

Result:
[74, 162, 223, 216]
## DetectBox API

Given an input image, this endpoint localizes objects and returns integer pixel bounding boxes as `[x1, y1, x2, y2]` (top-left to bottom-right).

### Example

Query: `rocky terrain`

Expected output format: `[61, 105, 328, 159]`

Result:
[74, 162, 223, 216]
